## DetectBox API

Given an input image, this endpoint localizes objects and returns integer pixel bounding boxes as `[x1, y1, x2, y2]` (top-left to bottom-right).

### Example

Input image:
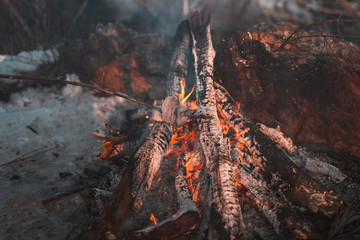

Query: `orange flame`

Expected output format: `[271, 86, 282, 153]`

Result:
[235, 102, 241, 116]
[100, 140, 115, 159]
[177, 78, 197, 110]
[153, 99, 157, 106]
[150, 213, 157, 225]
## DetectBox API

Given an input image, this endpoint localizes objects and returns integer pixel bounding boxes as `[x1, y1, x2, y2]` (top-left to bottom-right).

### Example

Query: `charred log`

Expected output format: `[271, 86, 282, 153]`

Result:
[232, 146, 322, 239]
[130, 152, 199, 239]
[190, 4, 245, 239]
[215, 82, 348, 234]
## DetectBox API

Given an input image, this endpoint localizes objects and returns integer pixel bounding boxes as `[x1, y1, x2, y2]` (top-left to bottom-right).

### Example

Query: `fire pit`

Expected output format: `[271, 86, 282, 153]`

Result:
[77, 4, 359, 240]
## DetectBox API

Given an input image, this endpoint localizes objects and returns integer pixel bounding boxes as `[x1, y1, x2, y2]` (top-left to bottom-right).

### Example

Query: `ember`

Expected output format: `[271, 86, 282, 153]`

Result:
[150, 213, 157, 225]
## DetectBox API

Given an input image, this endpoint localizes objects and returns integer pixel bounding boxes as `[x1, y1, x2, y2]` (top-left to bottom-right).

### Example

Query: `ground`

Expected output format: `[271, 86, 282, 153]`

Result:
[0, 79, 135, 240]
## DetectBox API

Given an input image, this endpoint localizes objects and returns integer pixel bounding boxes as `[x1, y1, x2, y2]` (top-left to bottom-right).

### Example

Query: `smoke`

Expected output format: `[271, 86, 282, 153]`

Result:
[111, 0, 314, 34]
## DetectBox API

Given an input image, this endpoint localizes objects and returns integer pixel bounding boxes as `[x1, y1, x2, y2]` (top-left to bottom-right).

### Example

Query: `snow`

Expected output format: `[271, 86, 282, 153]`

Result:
[0, 48, 58, 78]
[0, 76, 132, 239]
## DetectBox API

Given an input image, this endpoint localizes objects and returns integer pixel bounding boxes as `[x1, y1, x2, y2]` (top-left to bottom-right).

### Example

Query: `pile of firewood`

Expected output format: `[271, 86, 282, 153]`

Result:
[79, 4, 359, 240]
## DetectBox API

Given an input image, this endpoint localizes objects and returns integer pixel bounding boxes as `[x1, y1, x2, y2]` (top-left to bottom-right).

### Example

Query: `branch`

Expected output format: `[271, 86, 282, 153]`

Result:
[336, 0, 360, 19]
[279, 19, 360, 49]
[0, 74, 160, 111]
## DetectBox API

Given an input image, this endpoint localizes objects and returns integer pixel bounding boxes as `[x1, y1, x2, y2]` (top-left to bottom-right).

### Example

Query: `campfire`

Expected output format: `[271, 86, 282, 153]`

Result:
[78, 4, 357, 240]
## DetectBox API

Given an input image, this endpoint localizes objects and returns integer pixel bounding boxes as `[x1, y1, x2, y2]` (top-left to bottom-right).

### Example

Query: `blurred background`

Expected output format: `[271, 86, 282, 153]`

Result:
[0, 0, 359, 55]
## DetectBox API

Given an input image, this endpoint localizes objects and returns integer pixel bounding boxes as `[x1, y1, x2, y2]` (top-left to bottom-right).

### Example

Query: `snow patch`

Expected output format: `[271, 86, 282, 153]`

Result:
[0, 79, 131, 239]
[0, 48, 58, 78]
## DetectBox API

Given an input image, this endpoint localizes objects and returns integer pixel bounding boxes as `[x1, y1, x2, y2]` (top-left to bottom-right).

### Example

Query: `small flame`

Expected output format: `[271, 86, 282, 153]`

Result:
[100, 140, 115, 159]
[177, 78, 197, 109]
[150, 213, 157, 225]
[235, 102, 241, 116]
[153, 99, 157, 106]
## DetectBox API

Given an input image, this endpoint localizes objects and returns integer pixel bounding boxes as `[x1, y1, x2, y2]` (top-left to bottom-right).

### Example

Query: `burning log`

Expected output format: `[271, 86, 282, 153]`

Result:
[214, 82, 348, 232]
[257, 123, 347, 183]
[78, 4, 360, 240]
[190, 4, 245, 239]
[79, 19, 191, 239]
[132, 121, 173, 212]
[130, 152, 199, 239]
[231, 146, 322, 239]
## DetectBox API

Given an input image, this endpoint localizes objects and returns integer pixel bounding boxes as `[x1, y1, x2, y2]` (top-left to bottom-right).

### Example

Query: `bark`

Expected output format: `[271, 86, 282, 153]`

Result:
[78, 169, 134, 239]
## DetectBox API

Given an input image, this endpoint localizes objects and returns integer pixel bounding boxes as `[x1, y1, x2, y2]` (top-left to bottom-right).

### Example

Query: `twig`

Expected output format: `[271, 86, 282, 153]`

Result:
[65, 222, 83, 240]
[26, 125, 39, 135]
[336, 0, 360, 19]
[0, 74, 209, 119]
[289, 34, 360, 42]
[0, 74, 161, 112]
[0, 145, 57, 167]
[42, 186, 88, 204]
[279, 19, 360, 49]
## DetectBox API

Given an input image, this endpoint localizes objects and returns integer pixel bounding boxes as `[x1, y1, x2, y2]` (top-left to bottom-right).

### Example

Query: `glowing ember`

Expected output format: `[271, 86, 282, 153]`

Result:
[186, 153, 202, 192]
[90, 131, 106, 138]
[150, 213, 157, 225]
[101, 140, 115, 159]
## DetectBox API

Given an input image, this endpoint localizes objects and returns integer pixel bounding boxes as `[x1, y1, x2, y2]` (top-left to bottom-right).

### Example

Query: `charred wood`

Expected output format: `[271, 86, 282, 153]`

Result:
[132, 121, 173, 212]
[190, 4, 245, 239]
[214, 82, 348, 232]
[257, 123, 347, 183]
[231, 146, 322, 239]
[129, 152, 199, 239]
